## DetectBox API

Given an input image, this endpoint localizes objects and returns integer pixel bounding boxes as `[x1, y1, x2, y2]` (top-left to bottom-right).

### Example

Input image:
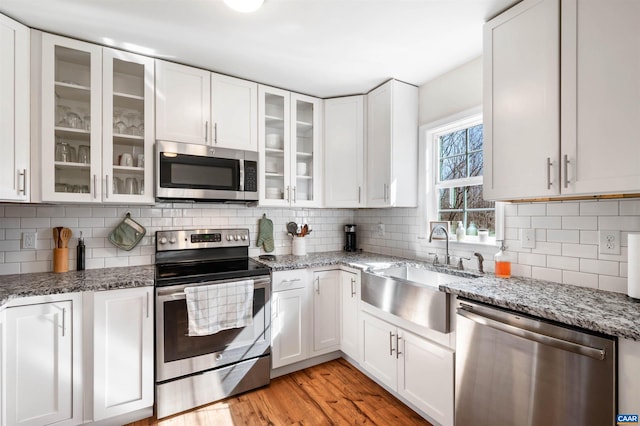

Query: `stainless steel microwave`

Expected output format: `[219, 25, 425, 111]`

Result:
[155, 141, 258, 202]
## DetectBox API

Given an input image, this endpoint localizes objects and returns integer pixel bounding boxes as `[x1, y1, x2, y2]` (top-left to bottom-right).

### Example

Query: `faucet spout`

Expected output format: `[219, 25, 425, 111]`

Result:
[428, 225, 451, 265]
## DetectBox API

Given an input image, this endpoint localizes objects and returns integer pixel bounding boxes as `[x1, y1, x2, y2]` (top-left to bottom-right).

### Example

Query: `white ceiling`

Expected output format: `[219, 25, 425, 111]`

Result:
[0, 0, 518, 98]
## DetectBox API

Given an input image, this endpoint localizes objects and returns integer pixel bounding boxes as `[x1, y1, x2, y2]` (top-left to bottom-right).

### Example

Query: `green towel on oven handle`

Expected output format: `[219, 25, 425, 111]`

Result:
[257, 214, 274, 253]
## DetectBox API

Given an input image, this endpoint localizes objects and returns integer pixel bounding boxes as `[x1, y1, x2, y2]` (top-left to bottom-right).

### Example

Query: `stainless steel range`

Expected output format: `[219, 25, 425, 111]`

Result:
[154, 228, 271, 419]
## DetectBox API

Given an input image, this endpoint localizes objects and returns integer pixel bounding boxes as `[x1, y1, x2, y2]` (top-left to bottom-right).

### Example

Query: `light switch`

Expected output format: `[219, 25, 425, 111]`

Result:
[521, 228, 536, 249]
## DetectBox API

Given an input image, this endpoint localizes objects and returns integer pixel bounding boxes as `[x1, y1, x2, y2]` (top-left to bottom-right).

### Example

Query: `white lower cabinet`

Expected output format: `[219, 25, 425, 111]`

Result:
[312, 270, 341, 354]
[91, 287, 153, 422]
[360, 311, 454, 426]
[340, 270, 359, 361]
[271, 269, 312, 369]
[3, 294, 83, 426]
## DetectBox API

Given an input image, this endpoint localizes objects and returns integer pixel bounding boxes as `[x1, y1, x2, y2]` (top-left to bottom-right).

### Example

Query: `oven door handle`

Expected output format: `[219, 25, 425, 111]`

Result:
[157, 290, 187, 300]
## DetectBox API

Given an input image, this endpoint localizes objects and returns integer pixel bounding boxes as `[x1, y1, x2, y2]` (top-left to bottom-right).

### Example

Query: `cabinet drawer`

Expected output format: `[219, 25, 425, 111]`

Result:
[272, 269, 309, 292]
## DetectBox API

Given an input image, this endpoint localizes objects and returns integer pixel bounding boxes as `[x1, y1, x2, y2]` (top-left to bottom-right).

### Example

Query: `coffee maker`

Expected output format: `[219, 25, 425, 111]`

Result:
[344, 224, 357, 252]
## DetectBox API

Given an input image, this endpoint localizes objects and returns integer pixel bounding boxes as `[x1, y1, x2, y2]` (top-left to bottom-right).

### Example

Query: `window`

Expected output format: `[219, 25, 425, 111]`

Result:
[432, 115, 495, 238]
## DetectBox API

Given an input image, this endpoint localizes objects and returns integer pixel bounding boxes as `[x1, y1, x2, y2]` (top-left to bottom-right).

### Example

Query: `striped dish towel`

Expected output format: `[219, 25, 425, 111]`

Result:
[184, 280, 254, 336]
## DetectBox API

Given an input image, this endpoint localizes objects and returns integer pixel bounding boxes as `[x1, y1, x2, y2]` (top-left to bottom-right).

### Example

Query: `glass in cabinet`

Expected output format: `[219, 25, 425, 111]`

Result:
[292, 95, 320, 205]
[41, 34, 154, 203]
[42, 35, 102, 202]
[261, 88, 290, 204]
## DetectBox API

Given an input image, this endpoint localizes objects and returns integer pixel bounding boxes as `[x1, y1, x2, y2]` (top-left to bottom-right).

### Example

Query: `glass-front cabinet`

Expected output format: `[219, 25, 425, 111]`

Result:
[258, 86, 321, 207]
[40, 34, 154, 203]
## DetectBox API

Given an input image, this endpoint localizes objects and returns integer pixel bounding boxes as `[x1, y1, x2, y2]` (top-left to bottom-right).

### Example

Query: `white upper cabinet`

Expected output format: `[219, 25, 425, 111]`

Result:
[211, 73, 258, 151]
[483, 0, 559, 200]
[0, 14, 29, 202]
[259, 85, 322, 207]
[560, 0, 640, 195]
[155, 61, 258, 151]
[484, 0, 640, 200]
[324, 96, 365, 208]
[155, 60, 210, 144]
[39, 33, 155, 204]
[366, 80, 418, 207]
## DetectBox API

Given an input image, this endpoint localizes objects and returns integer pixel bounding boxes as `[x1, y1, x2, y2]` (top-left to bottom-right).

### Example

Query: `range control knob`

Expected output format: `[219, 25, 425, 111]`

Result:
[235, 234, 241, 241]
[169, 237, 177, 244]
[226, 234, 233, 241]
[159, 237, 168, 245]
[240, 234, 247, 241]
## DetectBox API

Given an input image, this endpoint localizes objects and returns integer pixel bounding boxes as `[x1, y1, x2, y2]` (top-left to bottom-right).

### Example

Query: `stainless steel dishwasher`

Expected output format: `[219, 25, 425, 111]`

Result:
[455, 299, 616, 426]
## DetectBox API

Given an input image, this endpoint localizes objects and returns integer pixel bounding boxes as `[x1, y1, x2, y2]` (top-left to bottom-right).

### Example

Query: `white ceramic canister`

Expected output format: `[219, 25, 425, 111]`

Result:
[292, 236, 307, 256]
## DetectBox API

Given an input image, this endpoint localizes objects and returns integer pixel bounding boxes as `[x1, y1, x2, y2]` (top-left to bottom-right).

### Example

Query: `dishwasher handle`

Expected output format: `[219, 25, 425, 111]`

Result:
[456, 306, 606, 361]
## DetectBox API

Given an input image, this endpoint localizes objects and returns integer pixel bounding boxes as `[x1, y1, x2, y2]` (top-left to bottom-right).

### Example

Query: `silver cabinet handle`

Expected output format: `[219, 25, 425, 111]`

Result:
[105, 174, 109, 198]
[293, 186, 297, 203]
[389, 331, 396, 356]
[396, 335, 402, 359]
[563, 154, 570, 188]
[286, 185, 290, 202]
[456, 306, 605, 360]
[281, 278, 302, 284]
[18, 169, 26, 195]
[350, 278, 356, 297]
[62, 307, 66, 337]
[214, 122, 218, 144]
[383, 184, 388, 202]
[315, 276, 320, 294]
[146, 291, 150, 318]
[205, 121, 209, 143]
[93, 174, 97, 199]
[358, 186, 361, 204]
[546, 157, 553, 189]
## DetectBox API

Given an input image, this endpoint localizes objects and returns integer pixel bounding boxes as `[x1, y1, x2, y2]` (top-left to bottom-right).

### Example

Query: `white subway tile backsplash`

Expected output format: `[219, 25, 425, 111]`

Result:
[621, 262, 628, 278]
[504, 215, 531, 229]
[620, 200, 640, 216]
[531, 241, 562, 256]
[562, 271, 598, 289]
[561, 216, 597, 230]
[531, 216, 562, 229]
[599, 216, 640, 231]
[562, 243, 597, 259]
[21, 218, 51, 229]
[547, 229, 580, 244]
[546, 202, 580, 216]
[579, 230, 598, 245]
[517, 253, 546, 267]
[580, 201, 619, 216]
[518, 203, 546, 216]
[579, 258, 619, 276]
[531, 267, 562, 283]
[547, 256, 580, 271]
[0, 263, 20, 275]
[20, 261, 49, 274]
[598, 275, 627, 293]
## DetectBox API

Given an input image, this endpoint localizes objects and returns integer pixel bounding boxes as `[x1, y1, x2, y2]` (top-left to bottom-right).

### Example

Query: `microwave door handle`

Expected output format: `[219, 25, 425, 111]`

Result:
[239, 159, 245, 191]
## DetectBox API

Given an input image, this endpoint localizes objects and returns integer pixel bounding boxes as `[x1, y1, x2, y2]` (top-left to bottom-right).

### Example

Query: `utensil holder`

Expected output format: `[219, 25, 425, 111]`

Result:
[53, 248, 69, 273]
[292, 237, 307, 256]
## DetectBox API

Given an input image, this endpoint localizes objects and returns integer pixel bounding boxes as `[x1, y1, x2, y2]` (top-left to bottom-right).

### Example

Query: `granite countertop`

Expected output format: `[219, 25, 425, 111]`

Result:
[0, 265, 154, 308]
[256, 251, 640, 341]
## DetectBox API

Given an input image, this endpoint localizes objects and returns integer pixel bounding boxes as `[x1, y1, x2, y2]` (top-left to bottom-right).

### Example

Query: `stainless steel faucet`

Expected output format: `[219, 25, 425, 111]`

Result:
[428, 225, 451, 265]
[473, 252, 484, 273]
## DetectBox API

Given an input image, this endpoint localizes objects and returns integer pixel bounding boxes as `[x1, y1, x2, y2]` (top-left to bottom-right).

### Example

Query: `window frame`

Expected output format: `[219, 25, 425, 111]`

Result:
[420, 108, 503, 246]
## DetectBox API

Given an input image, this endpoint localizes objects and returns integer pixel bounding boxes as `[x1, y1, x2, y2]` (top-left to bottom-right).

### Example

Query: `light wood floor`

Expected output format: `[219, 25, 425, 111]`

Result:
[128, 358, 432, 426]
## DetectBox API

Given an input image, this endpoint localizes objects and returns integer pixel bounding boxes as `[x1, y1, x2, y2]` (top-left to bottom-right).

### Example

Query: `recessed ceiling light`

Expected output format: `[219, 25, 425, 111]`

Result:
[224, 0, 264, 13]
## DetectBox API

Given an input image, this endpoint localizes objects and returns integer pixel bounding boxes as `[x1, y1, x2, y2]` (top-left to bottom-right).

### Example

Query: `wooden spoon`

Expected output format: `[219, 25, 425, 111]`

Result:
[59, 228, 72, 249]
[53, 228, 59, 249]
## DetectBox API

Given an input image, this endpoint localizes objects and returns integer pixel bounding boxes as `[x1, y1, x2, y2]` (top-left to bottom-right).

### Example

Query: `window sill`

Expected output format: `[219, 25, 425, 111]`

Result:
[422, 236, 498, 250]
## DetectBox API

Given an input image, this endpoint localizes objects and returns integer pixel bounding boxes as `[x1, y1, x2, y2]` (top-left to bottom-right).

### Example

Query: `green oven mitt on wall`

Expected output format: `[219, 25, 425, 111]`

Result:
[257, 214, 274, 253]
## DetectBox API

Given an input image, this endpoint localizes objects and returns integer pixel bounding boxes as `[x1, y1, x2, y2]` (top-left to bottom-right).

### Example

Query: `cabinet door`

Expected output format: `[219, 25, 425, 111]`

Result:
[5, 301, 74, 426]
[271, 287, 310, 368]
[259, 85, 291, 206]
[360, 312, 397, 390]
[102, 49, 155, 204]
[93, 287, 153, 421]
[41, 34, 103, 202]
[211, 73, 258, 151]
[561, 0, 640, 195]
[340, 270, 359, 360]
[366, 82, 392, 207]
[155, 60, 210, 144]
[291, 93, 322, 207]
[324, 96, 365, 207]
[483, 0, 560, 200]
[398, 330, 454, 426]
[312, 270, 340, 353]
[0, 14, 29, 202]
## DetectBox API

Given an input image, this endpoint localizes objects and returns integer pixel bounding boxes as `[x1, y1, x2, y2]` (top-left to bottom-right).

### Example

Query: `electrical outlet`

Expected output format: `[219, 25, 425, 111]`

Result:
[521, 228, 536, 249]
[377, 223, 385, 237]
[599, 230, 621, 255]
[22, 231, 36, 249]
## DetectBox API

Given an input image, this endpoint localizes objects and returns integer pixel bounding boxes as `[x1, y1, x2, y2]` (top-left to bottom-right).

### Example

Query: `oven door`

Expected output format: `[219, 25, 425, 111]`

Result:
[156, 140, 249, 201]
[156, 274, 271, 382]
